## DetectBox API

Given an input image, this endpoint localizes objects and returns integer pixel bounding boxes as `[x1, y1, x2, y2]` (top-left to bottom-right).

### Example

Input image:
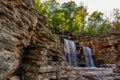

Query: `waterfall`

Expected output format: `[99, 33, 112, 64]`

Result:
[64, 39, 78, 67]
[64, 39, 72, 66]
[83, 46, 95, 67]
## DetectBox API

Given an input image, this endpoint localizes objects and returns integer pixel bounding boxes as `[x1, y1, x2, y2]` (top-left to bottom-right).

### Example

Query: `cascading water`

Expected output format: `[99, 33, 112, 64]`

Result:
[69, 40, 78, 67]
[64, 39, 71, 66]
[83, 46, 95, 67]
[64, 39, 78, 67]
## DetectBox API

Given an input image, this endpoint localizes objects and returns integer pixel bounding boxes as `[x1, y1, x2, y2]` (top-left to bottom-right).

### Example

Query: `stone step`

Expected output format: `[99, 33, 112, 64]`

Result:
[58, 75, 68, 79]
[41, 72, 57, 80]
[74, 67, 113, 73]
[114, 76, 120, 80]
[39, 66, 57, 73]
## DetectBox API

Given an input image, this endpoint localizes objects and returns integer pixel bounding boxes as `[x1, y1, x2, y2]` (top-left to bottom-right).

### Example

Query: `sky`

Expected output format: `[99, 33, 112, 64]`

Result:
[41, 0, 120, 19]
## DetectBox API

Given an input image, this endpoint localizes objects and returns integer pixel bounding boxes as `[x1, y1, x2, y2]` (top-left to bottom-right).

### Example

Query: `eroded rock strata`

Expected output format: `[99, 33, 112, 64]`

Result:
[58, 33, 120, 66]
[0, 0, 120, 80]
[0, 0, 65, 80]
[78, 33, 120, 65]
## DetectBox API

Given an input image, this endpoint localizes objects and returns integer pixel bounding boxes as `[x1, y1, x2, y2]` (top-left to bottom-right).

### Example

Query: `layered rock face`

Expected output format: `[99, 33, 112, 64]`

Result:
[58, 33, 120, 80]
[0, 0, 65, 80]
[1, 0, 120, 80]
[58, 32, 120, 66]
[0, 0, 37, 80]
[64, 67, 120, 80]
[78, 33, 120, 65]
[18, 16, 65, 80]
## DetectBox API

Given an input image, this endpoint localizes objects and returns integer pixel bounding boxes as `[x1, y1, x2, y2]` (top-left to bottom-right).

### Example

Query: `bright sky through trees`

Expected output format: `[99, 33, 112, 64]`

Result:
[41, 0, 120, 19]
[37, 0, 120, 35]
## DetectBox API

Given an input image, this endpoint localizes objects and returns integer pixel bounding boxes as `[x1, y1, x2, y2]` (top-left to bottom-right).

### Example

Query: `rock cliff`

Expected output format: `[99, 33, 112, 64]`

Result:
[58, 32, 120, 66]
[0, 0, 120, 80]
[54, 32, 120, 80]
[0, 0, 65, 80]
[79, 33, 120, 65]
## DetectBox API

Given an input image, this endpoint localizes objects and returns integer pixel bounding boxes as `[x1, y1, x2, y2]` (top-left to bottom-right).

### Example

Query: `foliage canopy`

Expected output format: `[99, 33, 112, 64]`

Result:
[35, 0, 120, 35]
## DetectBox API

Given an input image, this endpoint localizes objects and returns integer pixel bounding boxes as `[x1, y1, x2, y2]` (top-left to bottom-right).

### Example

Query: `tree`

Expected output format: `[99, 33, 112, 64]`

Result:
[73, 5, 88, 34]
[86, 11, 104, 34]
[61, 1, 77, 32]
[34, 0, 91, 35]
[88, 11, 103, 28]
[112, 8, 120, 32]
[113, 8, 120, 21]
